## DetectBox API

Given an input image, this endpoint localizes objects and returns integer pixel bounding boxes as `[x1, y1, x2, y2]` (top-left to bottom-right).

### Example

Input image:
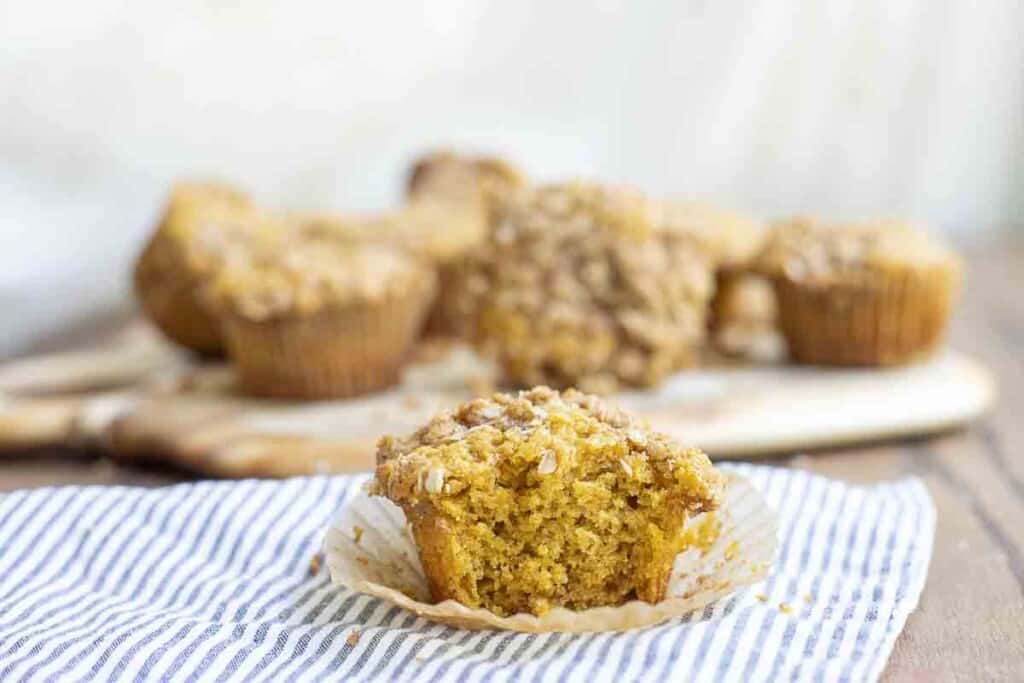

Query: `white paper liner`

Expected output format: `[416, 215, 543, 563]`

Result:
[323, 474, 777, 632]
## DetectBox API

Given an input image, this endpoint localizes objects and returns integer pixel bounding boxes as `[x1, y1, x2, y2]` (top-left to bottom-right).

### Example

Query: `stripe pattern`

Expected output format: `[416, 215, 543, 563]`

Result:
[0, 464, 934, 682]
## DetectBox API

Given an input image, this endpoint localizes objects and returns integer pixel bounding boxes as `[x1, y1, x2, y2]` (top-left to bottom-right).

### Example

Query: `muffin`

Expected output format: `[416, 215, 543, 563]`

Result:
[404, 151, 527, 337]
[756, 217, 961, 366]
[406, 150, 526, 220]
[133, 182, 276, 355]
[457, 182, 714, 393]
[657, 201, 774, 346]
[372, 386, 724, 616]
[203, 235, 437, 399]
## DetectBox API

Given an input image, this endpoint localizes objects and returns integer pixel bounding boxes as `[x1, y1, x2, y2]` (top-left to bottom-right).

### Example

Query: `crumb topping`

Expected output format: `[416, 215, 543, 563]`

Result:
[203, 235, 437, 321]
[155, 181, 282, 275]
[375, 386, 722, 511]
[757, 216, 959, 285]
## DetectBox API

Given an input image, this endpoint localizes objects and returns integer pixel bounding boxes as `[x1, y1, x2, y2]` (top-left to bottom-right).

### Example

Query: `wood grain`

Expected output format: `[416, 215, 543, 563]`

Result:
[1, 241, 1022, 680]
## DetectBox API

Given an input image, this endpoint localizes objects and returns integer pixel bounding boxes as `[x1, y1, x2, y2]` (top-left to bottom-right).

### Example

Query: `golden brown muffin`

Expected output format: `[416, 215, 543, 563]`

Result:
[657, 200, 775, 345]
[133, 182, 280, 355]
[372, 386, 724, 616]
[404, 151, 528, 337]
[202, 234, 437, 399]
[406, 149, 526, 218]
[657, 200, 765, 271]
[454, 182, 714, 393]
[756, 217, 961, 366]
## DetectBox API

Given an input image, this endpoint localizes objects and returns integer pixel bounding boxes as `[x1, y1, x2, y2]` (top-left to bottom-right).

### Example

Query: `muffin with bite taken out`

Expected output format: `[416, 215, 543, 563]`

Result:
[372, 386, 724, 617]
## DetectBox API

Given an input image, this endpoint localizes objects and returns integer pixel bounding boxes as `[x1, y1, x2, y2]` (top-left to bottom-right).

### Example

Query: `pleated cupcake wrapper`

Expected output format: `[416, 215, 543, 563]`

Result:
[774, 267, 958, 366]
[324, 474, 777, 633]
[221, 292, 432, 400]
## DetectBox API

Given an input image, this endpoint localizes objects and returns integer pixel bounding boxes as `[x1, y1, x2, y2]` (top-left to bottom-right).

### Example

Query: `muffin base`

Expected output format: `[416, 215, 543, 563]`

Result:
[324, 473, 776, 632]
[773, 266, 957, 366]
[221, 294, 431, 400]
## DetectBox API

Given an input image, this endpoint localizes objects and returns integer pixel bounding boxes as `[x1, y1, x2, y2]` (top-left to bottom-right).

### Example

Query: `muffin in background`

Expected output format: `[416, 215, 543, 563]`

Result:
[202, 234, 437, 399]
[657, 200, 775, 356]
[458, 182, 714, 393]
[133, 182, 276, 355]
[404, 151, 528, 337]
[406, 149, 526, 219]
[657, 200, 765, 274]
[372, 386, 724, 616]
[757, 217, 961, 366]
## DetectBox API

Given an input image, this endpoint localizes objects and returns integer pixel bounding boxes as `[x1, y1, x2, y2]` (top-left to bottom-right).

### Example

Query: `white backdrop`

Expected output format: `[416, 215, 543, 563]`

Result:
[2, 0, 1022, 355]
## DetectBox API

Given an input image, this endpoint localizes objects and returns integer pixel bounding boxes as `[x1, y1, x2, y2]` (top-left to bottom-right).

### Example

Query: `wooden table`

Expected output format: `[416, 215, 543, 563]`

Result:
[2, 242, 1022, 681]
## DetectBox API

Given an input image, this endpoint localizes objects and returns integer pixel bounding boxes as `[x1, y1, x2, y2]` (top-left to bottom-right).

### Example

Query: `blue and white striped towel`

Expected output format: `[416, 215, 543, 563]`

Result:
[0, 464, 934, 682]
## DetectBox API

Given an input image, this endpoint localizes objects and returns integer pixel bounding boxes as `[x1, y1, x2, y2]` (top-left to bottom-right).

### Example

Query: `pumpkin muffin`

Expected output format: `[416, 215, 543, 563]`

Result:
[657, 201, 775, 348]
[134, 182, 276, 355]
[404, 151, 528, 337]
[756, 217, 961, 366]
[455, 182, 714, 393]
[372, 386, 724, 616]
[203, 234, 437, 399]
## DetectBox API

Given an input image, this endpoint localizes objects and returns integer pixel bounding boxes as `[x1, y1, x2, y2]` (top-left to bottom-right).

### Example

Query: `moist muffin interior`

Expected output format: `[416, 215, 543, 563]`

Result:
[374, 386, 723, 617]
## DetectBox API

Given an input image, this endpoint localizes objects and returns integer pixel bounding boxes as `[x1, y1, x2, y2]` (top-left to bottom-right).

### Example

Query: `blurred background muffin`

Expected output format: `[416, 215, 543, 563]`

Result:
[655, 200, 776, 357]
[403, 151, 528, 337]
[456, 181, 714, 393]
[202, 233, 437, 398]
[133, 182, 279, 355]
[757, 217, 961, 366]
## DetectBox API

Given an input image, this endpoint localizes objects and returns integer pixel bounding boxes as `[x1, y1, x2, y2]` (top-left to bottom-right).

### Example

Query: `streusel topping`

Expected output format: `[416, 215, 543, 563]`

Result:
[159, 181, 282, 275]
[757, 217, 959, 285]
[203, 234, 436, 321]
[375, 386, 722, 507]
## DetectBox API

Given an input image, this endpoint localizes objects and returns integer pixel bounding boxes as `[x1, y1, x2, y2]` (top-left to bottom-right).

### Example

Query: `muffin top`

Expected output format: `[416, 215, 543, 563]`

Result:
[374, 385, 724, 513]
[202, 234, 436, 321]
[657, 200, 765, 269]
[757, 217, 960, 285]
[459, 181, 713, 392]
[406, 150, 526, 206]
[289, 198, 497, 266]
[156, 181, 281, 274]
[398, 151, 528, 263]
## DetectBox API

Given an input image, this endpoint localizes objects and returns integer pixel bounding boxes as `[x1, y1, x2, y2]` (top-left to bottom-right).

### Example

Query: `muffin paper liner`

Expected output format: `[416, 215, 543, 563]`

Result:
[221, 289, 433, 400]
[324, 474, 777, 632]
[773, 266, 959, 366]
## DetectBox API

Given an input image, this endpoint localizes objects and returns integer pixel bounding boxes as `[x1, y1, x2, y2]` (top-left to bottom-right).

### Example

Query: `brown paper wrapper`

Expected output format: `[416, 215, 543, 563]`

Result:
[773, 266, 959, 366]
[221, 292, 432, 400]
[324, 474, 777, 632]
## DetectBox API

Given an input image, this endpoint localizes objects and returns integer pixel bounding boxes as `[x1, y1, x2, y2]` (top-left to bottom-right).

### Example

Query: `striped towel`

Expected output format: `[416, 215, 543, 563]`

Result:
[0, 464, 934, 682]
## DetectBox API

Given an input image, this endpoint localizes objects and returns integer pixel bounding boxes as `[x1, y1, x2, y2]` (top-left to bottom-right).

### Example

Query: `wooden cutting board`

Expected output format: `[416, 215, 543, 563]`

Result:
[0, 327, 995, 478]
